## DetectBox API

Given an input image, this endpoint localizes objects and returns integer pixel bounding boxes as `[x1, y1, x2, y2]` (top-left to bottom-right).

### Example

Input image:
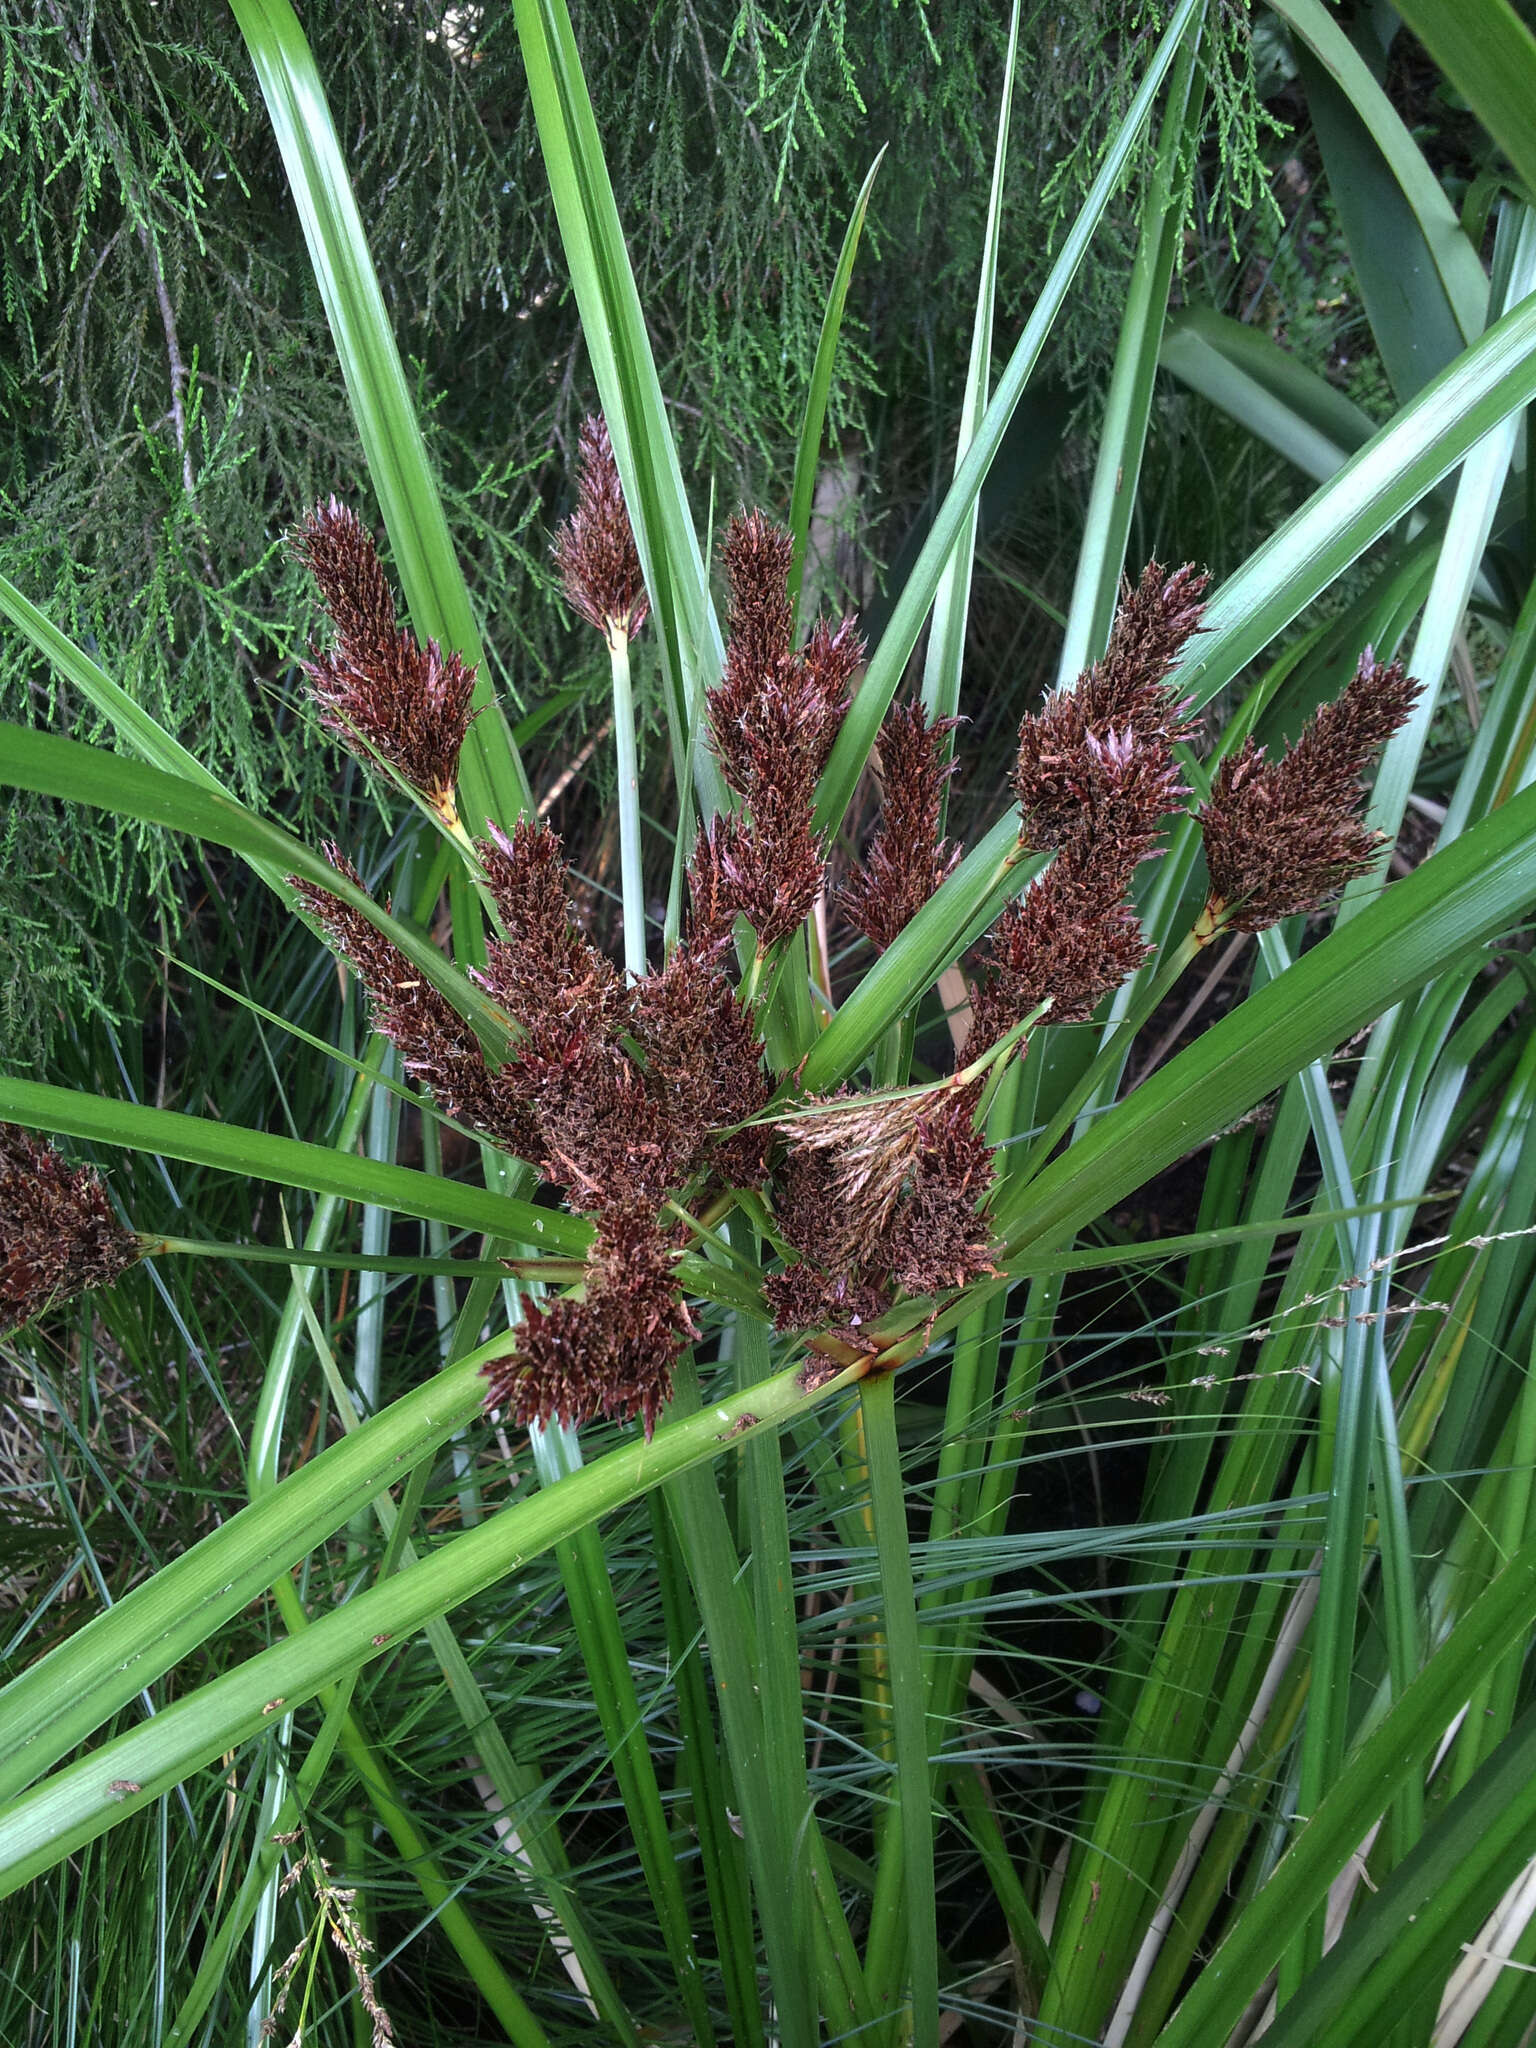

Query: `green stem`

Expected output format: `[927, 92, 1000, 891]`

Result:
[609, 626, 648, 979]
[860, 1370, 940, 2048]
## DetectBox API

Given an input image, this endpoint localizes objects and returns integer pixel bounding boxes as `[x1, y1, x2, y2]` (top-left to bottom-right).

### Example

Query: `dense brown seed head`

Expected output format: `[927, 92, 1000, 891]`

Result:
[632, 945, 771, 1190]
[551, 416, 650, 644]
[475, 818, 629, 1054]
[884, 1082, 999, 1296]
[1014, 561, 1206, 857]
[764, 1077, 997, 1335]
[697, 512, 861, 950]
[685, 818, 748, 961]
[722, 510, 797, 686]
[483, 1198, 693, 1436]
[1082, 561, 1210, 725]
[290, 851, 538, 1159]
[292, 499, 477, 814]
[843, 700, 963, 950]
[964, 849, 1152, 1062]
[708, 513, 855, 804]
[1, 1125, 140, 1334]
[1199, 650, 1420, 931]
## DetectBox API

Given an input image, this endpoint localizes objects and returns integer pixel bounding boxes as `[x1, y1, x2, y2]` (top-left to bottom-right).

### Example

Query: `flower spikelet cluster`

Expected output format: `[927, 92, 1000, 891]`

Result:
[1, 1125, 140, 1334]
[477, 818, 630, 1056]
[1013, 562, 1206, 862]
[290, 851, 538, 1159]
[843, 700, 963, 950]
[632, 945, 771, 1190]
[264, 1841, 395, 2048]
[764, 1080, 997, 1338]
[1199, 650, 1420, 931]
[292, 500, 477, 816]
[297, 811, 771, 1430]
[484, 1197, 696, 1436]
[967, 562, 1208, 1060]
[694, 512, 862, 950]
[552, 415, 649, 645]
[965, 852, 1153, 1059]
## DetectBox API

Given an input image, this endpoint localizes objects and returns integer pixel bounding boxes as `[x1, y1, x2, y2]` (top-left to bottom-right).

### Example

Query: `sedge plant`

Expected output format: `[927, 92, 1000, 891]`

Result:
[8, 2, 1536, 2045]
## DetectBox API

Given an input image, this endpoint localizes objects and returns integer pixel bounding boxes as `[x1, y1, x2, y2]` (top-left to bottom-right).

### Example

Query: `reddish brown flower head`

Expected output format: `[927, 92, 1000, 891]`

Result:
[685, 817, 749, 961]
[699, 512, 862, 950]
[1085, 561, 1210, 720]
[632, 944, 770, 1190]
[1014, 561, 1206, 858]
[844, 700, 963, 950]
[1200, 650, 1420, 931]
[1, 1125, 140, 1334]
[730, 806, 829, 953]
[291, 851, 537, 1160]
[514, 1034, 678, 1210]
[762, 1255, 890, 1346]
[292, 500, 477, 815]
[483, 1198, 693, 1436]
[798, 614, 864, 780]
[884, 1082, 998, 1297]
[964, 848, 1152, 1062]
[552, 416, 650, 645]
[475, 818, 629, 1055]
[764, 1077, 998, 1334]
[707, 569, 859, 808]
[721, 510, 796, 693]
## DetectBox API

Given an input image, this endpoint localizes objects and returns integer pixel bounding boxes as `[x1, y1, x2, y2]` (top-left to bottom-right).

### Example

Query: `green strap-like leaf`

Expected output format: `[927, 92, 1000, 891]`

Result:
[510, 0, 726, 819]
[0, 1075, 581, 1253]
[0, 1355, 867, 1899]
[1391, 0, 1536, 212]
[1151, 1539, 1536, 2046]
[228, 0, 533, 833]
[0, 722, 508, 1047]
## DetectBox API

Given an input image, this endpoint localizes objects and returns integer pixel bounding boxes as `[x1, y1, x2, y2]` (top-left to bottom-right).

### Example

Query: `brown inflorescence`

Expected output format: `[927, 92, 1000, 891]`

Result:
[1199, 650, 1420, 932]
[763, 1079, 997, 1340]
[484, 1198, 695, 1437]
[698, 512, 863, 951]
[292, 500, 477, 816]
[1, 1124, 140, 1334]
[291, 851, 539, 1159]
[632, 944, 772, 1191]
[965, 561, 1209, 1062]
[294, 815, 772, 1432]
[964, 850, 1153, 1060]
[843, 700, 963, 951]
[477, 818, 630, 1056]
[1013, 562, 1206, 862]
[551, 416, 650, 645]
[289, 482, 1236, 1413]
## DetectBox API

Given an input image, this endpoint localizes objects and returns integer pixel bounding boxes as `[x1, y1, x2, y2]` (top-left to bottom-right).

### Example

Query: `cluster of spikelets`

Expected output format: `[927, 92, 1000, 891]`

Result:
[1, 417, 1420, 1444]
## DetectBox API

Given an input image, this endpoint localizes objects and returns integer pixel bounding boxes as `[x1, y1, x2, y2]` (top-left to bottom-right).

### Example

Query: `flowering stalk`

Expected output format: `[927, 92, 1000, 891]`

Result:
[608, 626, 646, 979]
[554, 416, 651, 979]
